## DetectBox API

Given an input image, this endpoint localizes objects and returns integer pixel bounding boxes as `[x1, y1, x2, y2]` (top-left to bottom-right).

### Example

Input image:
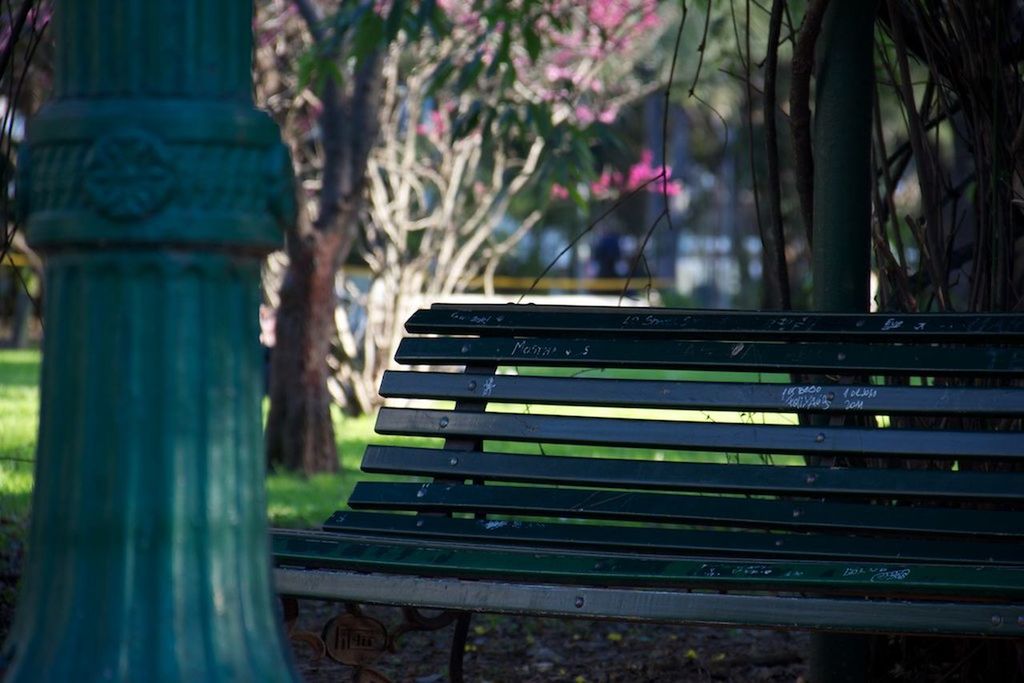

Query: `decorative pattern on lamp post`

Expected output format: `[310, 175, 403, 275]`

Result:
[0, 2, 300, 680]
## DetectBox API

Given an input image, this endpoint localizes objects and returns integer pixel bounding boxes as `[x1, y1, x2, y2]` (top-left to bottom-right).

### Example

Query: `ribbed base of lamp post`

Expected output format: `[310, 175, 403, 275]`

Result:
[2, 253, 299, 681]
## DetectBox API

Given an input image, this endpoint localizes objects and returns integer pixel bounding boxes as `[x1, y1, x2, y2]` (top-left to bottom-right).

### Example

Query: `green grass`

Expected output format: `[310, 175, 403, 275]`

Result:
[0, 350, 39, 523]
[265, 411, 439, 527]
[265, 409, 377, 528]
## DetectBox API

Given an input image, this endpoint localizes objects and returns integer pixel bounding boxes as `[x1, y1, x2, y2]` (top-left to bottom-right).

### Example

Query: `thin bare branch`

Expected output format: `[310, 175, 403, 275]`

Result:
[762, 0, 791, 309]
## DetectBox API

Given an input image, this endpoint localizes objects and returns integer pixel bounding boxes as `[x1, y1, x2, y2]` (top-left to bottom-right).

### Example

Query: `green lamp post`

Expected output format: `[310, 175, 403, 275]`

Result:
[1, 2, 300, 680]
[812, 0, 878, 314]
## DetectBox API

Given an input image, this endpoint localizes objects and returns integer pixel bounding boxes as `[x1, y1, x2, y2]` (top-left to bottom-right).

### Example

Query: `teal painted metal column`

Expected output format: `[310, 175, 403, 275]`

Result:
[809, 2, 879, 682]
[812, 0, 877, 312]
[1, 2, 299, 681]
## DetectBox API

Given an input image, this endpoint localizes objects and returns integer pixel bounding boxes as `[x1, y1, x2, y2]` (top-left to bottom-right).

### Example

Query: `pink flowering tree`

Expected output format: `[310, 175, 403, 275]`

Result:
[555, 148, 684, 201]
[351, 2, 665, 409]
[256, 0, 663, 473]
[255, 0, 665, 472]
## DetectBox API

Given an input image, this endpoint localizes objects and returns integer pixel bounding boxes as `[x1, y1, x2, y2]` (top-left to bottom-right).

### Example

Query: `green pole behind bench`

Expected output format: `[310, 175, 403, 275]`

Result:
[0, 2, 299, 680]
[810, 2, 879, 681]
[813, 2, 877, 313]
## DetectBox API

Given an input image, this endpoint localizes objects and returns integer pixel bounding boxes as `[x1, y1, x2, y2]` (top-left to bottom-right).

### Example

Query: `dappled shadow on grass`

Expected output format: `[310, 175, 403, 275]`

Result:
[266, 472, 351, 529]
[263, 410, 377, 528]
[0, 490, 31, 523]
[0, 351, 41, 389]
[266, 408, 436, 528]
[267, 449, 433, 529]
[0, 462, 34, 522]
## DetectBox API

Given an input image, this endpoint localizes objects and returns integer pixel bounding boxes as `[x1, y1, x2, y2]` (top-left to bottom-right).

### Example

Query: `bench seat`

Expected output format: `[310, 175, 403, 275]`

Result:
[272, 303, 1024, 638]
[275, 530, 1024, 635]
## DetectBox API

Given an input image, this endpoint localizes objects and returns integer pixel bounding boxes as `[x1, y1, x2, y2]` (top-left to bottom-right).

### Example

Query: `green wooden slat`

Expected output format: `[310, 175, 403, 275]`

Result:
[325, 511, 1024, 566]
[375, 407, 1024, 460]
[271, 529, 1024, 600]
[380, 370, 1024, 416]
[275, 564, 1024, 636]
[277, 564, 1024, 636]
[347, 482, 1024, 538]
[361, 445, 1024, 502]
[395, 336, 1024, 376]
[408, 304, 1024, 342]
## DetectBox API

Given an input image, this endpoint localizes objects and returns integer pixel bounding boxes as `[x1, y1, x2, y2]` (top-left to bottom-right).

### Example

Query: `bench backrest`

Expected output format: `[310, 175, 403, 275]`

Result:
[333, 304, 1024, 569]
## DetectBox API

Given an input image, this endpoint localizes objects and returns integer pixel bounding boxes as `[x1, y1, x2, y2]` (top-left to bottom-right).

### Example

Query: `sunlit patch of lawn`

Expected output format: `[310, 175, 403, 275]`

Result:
[0, 350, 39, 522]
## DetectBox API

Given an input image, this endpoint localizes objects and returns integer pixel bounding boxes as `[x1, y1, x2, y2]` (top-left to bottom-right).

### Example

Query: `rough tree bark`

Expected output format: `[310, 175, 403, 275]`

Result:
[265, 0, 381, 474]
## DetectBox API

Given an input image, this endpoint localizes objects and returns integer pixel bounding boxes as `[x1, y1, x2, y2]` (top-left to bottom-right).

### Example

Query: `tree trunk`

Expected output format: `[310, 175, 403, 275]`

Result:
[262, 0, 381, 474]
[265, 230, 348, 475]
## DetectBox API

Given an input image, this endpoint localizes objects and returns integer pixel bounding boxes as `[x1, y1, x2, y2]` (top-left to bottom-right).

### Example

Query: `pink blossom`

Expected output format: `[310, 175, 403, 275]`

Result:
[588, 0, 631, 32]
[417, 109, 447, 139]
[545, 65, 573, 82]
[575, 104, 595, 125]
[638, 8, 660, 30]
[625, 149, 659, 189]
[589, 172, 611, 196]
[430, 110, 447, 135]
[625, 149, 685, 196]
[589, 170, 623, 197]
[550, 184, 570, 200]
[597, 107, 617, 124]
[587, 149, 685, 199]
[661, 179, 684, 197]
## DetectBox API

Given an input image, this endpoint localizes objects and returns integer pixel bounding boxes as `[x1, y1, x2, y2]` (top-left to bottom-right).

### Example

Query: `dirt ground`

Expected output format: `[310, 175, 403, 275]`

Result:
[288, 599, 810, 683]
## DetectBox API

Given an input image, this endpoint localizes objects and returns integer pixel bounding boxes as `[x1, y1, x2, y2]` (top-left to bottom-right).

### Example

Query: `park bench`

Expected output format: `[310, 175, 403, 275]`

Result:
[272, 303, 1024, 679]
